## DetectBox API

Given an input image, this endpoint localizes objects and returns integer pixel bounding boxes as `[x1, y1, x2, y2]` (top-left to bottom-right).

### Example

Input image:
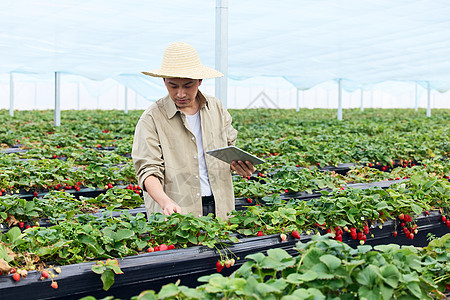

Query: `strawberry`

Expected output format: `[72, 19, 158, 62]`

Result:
[52, 154, 57, 159]
[168, 244, 175, 250]
[33, 191, 38, 197]
[77, 181, 82, 186]
[357, 232, 364, 240]
[291, 230, 301, 239]
[409, 233, 414, 239]
[12, 273, 20, 281]
[154, 246, 160, 251]
[335, 234, 342, 242]
[399, 213, 404, 220]
[350, 232, 357, 240]
[381, 166, 387, 172]
[216, 261, 224, 272]
[42, 270, 49, 279]
[446, 220, 450, 228]
[147, 247, 154, 253]
[225, 260, 231, 268]
[442, 216, 447, 223]
[284, 189, 289, 193]
[363, 225, 369, 235]
[316, 163, 320, 167]
[404, 214, 412, 222]
[425, 211, 430, 216]
[10, 268, 16, 274]
[51, 281, 58, 289]
[339, 187, 345, 190]
[393, 231, 397, 237]
[280, 233, 287, 241]
[257, 230, 263, 236]
[25, 225, 31, 229]
[107, 183, 113, 189]
[19, 222, 24, 228]
[159, 244, 168, 251]
[400, 222, 406, 227]
[368, 163, 373, 167]
[247, 198, 252, 204]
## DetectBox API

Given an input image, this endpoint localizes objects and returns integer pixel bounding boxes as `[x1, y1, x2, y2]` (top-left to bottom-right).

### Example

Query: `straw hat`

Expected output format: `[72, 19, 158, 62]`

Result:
[142, 42, 224, 79]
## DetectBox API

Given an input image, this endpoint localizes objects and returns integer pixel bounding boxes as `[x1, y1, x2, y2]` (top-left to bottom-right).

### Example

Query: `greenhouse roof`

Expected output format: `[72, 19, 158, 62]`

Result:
[2, 0, 450, 91]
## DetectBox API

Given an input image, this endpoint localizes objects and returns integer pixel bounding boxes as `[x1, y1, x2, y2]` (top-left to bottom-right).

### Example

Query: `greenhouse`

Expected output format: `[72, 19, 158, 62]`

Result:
[0, 1, 449, 299]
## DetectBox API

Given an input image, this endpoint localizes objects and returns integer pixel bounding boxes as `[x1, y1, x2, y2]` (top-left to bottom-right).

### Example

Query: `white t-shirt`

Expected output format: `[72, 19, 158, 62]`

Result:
[185, 111, 213, 197]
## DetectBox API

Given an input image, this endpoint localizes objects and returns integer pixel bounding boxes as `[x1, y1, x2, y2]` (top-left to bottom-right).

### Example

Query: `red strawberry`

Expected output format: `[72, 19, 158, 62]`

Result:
[363, 225, 369, 234]
[107, 183, 113, 189]
[446, 220, 450, 228]
[442, 216, 447, 223]
[42, 270, 49, 279]
[393, 231, 397, 237]
[357, 232, 364, 240]
[399, 213, 405, 220]
[25, 225, 31, 229]
[404, 214, 412, 222]
[51, 281, 58, 289]
[284, 189, 289, 193]
[247, 198, 252, 203]
[154, 246, 160, 251]
[400, 222, 406, 227]
[168, 244, 175, 250]
[19, 222, 24, 228]
[291, 230, 301, 239]
[382, 166, 387, 171]
[147, 247, 154, 253]
[425, 211, 430, 216]
[339, 187, 345, 190]
[216, 261, 224, 272]
[33, 191, 38, 197]
[350, 232, 357, 240]
[12, 273, 20, 281]
[368, 163, 373, 167]
[257, 231, 263, 236]
[409, 233, 414, 239]
[77, 181, 82, 186]
[335, 234, 342, 242]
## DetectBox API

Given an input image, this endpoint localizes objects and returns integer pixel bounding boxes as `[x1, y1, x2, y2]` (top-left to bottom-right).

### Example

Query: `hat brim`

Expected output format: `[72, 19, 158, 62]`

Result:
[142, 66, 224, 79]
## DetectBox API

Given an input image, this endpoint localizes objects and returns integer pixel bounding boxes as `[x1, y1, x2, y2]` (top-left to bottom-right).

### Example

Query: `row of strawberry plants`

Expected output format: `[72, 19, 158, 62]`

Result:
[84, 234, 450, 300]
[234, 158, 450, 199]
[1, 174, 448, 278]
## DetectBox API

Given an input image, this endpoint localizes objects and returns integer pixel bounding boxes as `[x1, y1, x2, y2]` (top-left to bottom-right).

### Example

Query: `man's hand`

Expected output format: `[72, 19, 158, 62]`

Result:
[160, 198, 182, 216]
[231, 160, 256, 177]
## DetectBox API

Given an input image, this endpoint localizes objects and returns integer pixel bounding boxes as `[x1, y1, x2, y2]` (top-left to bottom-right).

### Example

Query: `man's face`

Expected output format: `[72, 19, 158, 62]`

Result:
[164, 78, 202, 110]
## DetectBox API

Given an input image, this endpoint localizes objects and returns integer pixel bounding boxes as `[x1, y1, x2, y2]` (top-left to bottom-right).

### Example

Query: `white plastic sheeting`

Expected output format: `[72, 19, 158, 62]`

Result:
[1, 0, 450, 107]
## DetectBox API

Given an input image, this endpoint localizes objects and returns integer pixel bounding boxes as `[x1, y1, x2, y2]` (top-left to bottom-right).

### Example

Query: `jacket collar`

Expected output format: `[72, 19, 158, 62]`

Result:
[164, 90, 209, 119]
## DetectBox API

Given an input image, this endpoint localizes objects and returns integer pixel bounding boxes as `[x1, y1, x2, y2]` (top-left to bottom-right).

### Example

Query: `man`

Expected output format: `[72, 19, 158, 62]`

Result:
[132, 42, 254, 219]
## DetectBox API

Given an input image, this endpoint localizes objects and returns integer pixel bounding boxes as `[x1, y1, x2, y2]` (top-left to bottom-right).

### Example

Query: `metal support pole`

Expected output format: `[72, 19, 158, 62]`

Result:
[77, 82, 80, 110]
[215, 0, 228, 108]
[360, 88, 364, 111]
[124, 86, 128, 113]
[337, 79, 343, 121]
[296, 88, 300, 112]
[54, 72, 61, 126]
[9, 73, 14, 117]
[427, 82, 431, 117]
[414, 83, 418, 111]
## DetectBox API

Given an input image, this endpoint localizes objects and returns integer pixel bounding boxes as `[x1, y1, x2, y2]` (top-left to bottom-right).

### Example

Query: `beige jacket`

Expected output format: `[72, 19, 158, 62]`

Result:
[132, 91, 237, 219]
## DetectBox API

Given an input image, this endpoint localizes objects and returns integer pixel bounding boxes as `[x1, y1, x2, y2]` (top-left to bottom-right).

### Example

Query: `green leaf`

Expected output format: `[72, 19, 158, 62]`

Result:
[135, 290, 157, 300]
[255, 282, 279, 296]
[358, 286, 381, 300]
[114, 229, 134, 241]
[286, 270, 318, 284]
[406, 282, 422, 299]
[356, 265, 380, 287]
[100, 269, 115, 291]
[247, 252, 265, 264]
[380, 284, 394, 300]
[319, 254, 341, 271]
[410, 204, 422, 215]
[91, 263, 106, 274]
[158, 283, 180, 298]
[379, 264, 400, 288]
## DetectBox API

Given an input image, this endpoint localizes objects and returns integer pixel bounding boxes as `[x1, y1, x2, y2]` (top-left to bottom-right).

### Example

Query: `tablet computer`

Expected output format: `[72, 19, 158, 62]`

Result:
[206, 146, 266, 165]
